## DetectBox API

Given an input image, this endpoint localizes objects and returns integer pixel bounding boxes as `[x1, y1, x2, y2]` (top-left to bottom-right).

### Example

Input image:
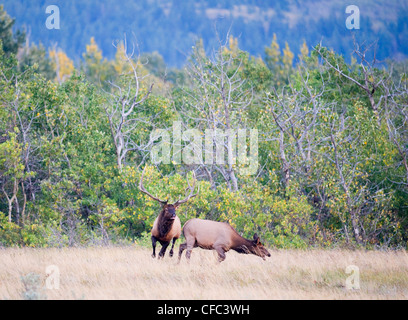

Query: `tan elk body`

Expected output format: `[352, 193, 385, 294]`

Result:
[179, 218, 271, 262]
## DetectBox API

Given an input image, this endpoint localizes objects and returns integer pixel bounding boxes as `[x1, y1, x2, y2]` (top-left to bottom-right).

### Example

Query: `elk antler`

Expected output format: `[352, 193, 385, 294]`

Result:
[138, 167, 168, 205]
[173, 171, 199, 207]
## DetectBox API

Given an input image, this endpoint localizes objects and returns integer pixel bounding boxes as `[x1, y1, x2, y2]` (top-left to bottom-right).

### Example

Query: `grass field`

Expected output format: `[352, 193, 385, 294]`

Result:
[1, 246, 407, 300]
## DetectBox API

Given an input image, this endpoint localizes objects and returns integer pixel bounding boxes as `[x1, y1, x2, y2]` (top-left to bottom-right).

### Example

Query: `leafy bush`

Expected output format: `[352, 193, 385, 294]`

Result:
[0, 212, 21, 246]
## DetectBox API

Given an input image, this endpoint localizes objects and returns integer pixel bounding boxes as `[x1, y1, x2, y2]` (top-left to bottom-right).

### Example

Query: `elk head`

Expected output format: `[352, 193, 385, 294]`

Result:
[250, 234, 271, 260]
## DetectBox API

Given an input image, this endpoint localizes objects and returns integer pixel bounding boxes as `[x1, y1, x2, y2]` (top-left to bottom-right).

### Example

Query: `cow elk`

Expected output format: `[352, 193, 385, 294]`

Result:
[178, 218, 271, 262]
[138, 169, 198, 259]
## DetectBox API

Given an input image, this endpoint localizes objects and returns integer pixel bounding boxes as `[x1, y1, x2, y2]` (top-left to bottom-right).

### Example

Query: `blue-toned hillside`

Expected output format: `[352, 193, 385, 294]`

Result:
[2, 0, 407, 66]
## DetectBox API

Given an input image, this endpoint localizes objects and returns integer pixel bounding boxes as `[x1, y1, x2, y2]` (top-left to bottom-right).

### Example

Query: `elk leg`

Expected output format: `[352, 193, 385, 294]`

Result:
[184, 238, 198, 261]
[185, 243, 197, 261]
[185, 247, 193, 261]
[151, 235, 158, 258]
[158, 241, 170, 259]
[169, 237, 177, 257]
[178, 243, 187, 262]
[214, 245, 226, 262]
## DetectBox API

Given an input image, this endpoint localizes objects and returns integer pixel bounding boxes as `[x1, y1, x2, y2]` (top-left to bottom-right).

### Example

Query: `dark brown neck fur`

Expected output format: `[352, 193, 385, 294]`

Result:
[230, 230, 254, 254]
[157, 209, 175, 238]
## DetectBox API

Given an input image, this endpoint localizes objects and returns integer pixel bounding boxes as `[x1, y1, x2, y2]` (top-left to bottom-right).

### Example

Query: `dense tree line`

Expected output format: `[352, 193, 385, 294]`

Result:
[1, 7, 407, 248]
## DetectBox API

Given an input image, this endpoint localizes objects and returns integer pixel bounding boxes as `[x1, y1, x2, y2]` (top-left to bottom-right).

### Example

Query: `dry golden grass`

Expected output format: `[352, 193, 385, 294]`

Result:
[1, 246, 407, 300]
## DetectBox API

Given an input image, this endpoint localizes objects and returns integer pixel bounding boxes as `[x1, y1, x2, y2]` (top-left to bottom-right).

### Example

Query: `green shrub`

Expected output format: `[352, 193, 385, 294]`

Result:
[0, 212, 21, 246]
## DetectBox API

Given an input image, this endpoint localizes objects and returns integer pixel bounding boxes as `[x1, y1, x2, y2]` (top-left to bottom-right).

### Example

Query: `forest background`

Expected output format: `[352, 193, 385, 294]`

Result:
[1, 0, 408, 249]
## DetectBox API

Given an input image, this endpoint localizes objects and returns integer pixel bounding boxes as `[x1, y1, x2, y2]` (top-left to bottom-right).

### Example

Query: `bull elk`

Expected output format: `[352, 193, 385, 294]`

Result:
[138, 169, 198, 259]
[178, 218, 271, 262]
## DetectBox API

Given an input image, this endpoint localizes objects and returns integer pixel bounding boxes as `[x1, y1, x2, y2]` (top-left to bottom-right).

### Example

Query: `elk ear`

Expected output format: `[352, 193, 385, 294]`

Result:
[253, 233, 260, 244]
